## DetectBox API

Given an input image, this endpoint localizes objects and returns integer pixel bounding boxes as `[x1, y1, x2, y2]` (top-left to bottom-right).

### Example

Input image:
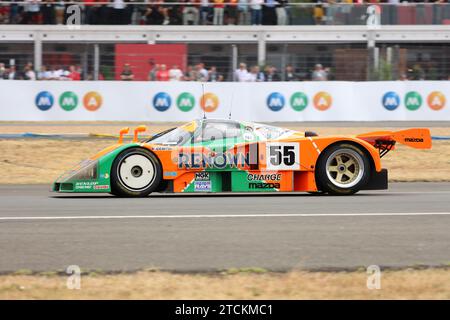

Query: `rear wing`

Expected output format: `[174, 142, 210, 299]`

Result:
[356, 128, 432, 157]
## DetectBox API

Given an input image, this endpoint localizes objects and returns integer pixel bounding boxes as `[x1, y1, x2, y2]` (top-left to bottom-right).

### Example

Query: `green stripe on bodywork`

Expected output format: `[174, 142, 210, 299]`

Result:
[231, 171, 278, 192]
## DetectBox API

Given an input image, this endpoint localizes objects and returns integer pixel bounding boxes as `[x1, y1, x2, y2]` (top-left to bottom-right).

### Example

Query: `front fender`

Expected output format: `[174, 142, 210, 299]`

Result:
[53, 143, 140, 193]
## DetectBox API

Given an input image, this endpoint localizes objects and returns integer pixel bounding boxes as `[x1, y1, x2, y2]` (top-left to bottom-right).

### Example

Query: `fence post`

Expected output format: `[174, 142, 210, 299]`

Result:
[34, 32, 42, 73]
[231, 44, 238, 81]
[94, 44, 100, 81]
[257, 31, 266, 67]
[366, 30, 376, 80]
[82, 45, 88, 80]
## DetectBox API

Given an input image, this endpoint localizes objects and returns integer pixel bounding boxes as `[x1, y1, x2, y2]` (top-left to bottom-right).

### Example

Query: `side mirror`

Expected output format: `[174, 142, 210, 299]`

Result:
[118, 127, 130, 144]
[133, 125, 147, 142]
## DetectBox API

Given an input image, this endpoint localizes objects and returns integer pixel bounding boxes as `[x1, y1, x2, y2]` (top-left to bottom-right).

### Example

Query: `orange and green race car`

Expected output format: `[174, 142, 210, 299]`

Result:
[53, 119, 432, 197]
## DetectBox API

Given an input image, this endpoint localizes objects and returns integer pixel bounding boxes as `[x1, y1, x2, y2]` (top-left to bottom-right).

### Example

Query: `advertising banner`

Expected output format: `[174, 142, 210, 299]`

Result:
[0, 80, 448, 122]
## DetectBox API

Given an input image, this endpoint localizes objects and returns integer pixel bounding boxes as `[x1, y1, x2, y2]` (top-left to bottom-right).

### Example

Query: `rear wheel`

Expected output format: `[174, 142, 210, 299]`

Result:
[110, 148, 162, 197]
[315, 143, 370, 195]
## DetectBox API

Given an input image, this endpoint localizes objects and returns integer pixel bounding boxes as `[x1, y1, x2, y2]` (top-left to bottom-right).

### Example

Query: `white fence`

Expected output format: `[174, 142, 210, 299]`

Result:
[0, 80, 448, 122]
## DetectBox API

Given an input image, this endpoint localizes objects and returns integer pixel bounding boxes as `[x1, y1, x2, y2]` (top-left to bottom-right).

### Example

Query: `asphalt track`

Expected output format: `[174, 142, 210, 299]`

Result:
[0, 183, 449, 273]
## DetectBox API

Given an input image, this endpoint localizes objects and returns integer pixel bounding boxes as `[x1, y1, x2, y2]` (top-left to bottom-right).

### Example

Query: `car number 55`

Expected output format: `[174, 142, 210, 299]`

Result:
[266, 142, 300, 170]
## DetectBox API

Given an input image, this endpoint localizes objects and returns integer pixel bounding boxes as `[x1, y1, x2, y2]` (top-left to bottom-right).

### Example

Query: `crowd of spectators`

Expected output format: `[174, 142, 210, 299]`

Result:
[0, 62, 85, 80]
[2, 1, 448, 26]
[3, 59, 445, 81]
[118, 62, 226, 81]
[118, 61, 330, 81]
[233, 62, 331, 81]
[0, 59, 332, 81]
[0, 0, 291, 26]
[0, 60, 329, 81]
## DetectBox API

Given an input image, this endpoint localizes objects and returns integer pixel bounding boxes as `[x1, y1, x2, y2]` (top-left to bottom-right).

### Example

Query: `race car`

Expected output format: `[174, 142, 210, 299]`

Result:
[53, 119, 432, 197]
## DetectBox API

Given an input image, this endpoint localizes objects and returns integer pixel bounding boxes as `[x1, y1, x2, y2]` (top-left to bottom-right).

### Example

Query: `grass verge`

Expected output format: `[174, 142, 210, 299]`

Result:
[0, 268, 449, 299]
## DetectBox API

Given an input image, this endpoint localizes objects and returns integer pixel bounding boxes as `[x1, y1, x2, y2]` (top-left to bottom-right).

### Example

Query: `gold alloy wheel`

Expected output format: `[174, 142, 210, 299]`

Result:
[325, 148, 365, 189]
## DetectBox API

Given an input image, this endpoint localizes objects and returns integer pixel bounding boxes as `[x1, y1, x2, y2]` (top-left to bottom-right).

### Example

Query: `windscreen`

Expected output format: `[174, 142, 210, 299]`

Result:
[148, 121, 198, 146]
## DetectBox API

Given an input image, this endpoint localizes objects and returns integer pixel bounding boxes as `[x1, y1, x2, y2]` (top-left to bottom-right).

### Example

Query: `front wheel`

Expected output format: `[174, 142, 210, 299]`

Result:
[110, 148, 162, 197]
[315, 143, 371, 195]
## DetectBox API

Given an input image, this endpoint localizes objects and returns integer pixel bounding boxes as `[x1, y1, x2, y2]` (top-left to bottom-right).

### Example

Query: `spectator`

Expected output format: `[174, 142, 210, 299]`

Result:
[49, 65, 65, 80]
[311, 63, 328, 81]
[284, 65, 298, 81]
[195, 63, 209, 81]
[183, 0, 200, 25]
[111, 0, 129, 25]
[265, 65, 280, 81]
[120, 63, 134, 80]
[148, 61, 159, 81]
[213, 0, 225, 25]
[0, 5, 8, 24]
[22, 0, 41, 24]
[8, 65, 21, 80]
[200, 0, 211, 25]
[23, 62, 36, 80]
[237, 0, 250, 25]
[42, 0, 56, 25]
[250, 0, 263, 25]
[234, 62, 250, 81]
[144, 3, 170, 25]
[169, 64, 183, 81]
[410, 64, 426, 80]
[37, 65, 51, 80]
[156, 64, 170, 81]
[83, 0, 98, 25]
[248, 65, 265, 81]
[0, 63, 7, 79]
[68, 65, 81, 80]
[184, 65, 197, 81]
[8, 2, 21, 24]
[60, 69, 72, 80]
[263, 0, 277, 25]
[207, 66, 223, 81]
[54, 0, 66, 24]
[226, 0, 238, 25]
[313, 2, 324, 25]
[326, 0, 337, 25]
[276, 0, 288, 25]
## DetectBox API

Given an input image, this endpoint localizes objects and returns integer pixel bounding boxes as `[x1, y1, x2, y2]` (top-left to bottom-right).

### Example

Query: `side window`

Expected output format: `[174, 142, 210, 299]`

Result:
[202, 125, 225, 142]
[223, 124, 242, 139]
[199, 122, 242, 143]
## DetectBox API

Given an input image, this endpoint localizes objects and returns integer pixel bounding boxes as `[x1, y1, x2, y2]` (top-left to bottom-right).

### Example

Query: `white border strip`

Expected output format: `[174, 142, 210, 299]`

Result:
[0, 212, 449, 221]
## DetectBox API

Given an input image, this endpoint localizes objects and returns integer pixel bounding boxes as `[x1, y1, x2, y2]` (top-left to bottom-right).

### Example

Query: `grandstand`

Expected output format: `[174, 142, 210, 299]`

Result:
[0, 2, 449, 82]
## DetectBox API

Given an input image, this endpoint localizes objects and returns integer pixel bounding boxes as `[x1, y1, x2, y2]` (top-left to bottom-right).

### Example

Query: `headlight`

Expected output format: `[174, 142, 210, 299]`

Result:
[56, 160, 98, 183]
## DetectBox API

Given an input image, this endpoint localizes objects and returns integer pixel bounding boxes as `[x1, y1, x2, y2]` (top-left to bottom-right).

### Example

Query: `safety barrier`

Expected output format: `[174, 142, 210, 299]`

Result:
[0, 80, 448, 122]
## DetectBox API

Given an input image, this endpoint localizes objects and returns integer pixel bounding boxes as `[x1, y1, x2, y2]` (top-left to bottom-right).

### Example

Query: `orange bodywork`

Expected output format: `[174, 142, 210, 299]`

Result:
[138, 136, 382, 193]
[111, 124, 432, 193]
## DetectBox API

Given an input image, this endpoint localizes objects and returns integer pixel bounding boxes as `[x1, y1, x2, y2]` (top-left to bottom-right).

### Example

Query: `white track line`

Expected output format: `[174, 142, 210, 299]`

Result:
[0, 212, 449, 221]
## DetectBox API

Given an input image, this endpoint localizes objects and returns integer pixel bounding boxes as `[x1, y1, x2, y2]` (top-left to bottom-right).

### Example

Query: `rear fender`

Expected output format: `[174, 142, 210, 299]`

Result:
[313, 137, 382, 172]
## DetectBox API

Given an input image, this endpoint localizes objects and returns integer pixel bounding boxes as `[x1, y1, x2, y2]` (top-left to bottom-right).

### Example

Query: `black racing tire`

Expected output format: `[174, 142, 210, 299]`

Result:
[315, 143, 371, 195]
[110, 148, 162, 197]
